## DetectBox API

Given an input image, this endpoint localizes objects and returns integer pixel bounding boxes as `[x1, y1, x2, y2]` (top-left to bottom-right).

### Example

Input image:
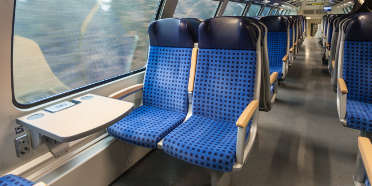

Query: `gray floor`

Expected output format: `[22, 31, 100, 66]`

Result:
[111, 38, 360, 186]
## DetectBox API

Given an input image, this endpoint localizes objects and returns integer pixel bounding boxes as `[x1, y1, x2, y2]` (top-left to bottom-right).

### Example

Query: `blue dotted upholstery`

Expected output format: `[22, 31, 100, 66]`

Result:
[0, 175, 34, 186]
[366, 177, 371, 186]
[163, 49, 257, 172]
[343, 41, 372, 103]
[267, 32, 287, 78]
[343, 41, 372, 131]
[108, 46, 191, 148]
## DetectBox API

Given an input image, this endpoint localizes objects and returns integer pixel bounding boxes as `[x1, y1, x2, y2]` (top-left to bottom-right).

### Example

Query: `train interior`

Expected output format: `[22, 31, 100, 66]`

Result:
[0, 0, 371, 185]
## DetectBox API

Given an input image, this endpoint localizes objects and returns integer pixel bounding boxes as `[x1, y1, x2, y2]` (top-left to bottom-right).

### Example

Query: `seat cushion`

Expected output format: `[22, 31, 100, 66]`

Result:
[0, 174, 34, 186]
[346, 100, 372, 132]
[108, 105, 186, 148]
[163, 115, 251, 172]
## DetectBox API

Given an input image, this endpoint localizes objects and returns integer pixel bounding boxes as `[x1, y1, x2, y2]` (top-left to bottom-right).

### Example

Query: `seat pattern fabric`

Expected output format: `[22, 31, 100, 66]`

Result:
[143, 46, 192, 113]
[346, 101, 372, 132]
[163, 48, 257, 172]
[108, 106, 186, 148]
[108, 46, 191, 147]
[267, 32, 287, 78]
[343, 41, 372, 104]
[192, 49, 257, 123]
[163, 115, 241, 172]
[366, 177, 371, 186]
[0, 175, 34, 186]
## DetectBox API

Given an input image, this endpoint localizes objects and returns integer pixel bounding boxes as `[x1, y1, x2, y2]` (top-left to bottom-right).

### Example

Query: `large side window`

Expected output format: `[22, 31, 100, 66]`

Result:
[270, 9, 278, 15]
[222, 2, 245, 16]
[12, 0, 160, 107]
[246, 4, 261, 17]
[260, 7, 271, 16]
[174, 0, 220, 19]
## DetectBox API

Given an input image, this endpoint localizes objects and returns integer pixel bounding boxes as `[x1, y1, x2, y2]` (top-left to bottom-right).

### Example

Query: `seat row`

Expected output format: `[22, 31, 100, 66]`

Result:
[0, 15, 306, 184]
[107, 15, 305, 173]
[321, 12, 372, 185]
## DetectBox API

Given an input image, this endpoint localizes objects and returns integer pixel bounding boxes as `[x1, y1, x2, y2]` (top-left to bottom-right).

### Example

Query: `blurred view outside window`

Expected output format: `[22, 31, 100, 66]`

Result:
[261, 7, 271, 16]
[13, 0, 159, 105]
[222, 2, 245, 16]
[174, 0, 220, 19]
[270, 9, 278, 15]
[247, 4, 261, 17]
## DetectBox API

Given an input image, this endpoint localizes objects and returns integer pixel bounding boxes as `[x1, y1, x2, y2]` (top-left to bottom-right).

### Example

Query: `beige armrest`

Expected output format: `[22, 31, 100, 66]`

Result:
[338, 78, 348, 94]
[34, 182, 48, 186]
[270, 72, 278, 85]
[236, 100, 259, 128]
[282, 54, 289, 62]
[359, 137, 372, 182]
[332, 60, 335, 69]
[289, 47, 294, 53]
[109, 84, 143, 99]
[188, 47, 198, 92]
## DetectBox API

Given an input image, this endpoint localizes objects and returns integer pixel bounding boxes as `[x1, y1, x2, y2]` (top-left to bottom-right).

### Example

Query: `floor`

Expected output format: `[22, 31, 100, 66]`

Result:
[111, 38, 360, 186]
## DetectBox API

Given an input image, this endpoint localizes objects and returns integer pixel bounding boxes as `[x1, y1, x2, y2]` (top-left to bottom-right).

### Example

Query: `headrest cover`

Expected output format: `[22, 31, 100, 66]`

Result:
[181, 18, 202, 42]
[198, 17, 260, 50]
[148, 18, 196, 48]
[260, 16, 289, 32]
[344, 13, 372, 42]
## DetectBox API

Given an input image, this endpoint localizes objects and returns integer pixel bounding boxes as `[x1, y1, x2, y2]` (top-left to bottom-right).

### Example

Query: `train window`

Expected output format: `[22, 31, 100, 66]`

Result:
[222, 2, 245, 16]
[12, 0, 159, 107]
[270, 9, 278, 15]
[174, 0, 220, 19]
[260, 7, 271, 16]
[246, 4, 261, 17]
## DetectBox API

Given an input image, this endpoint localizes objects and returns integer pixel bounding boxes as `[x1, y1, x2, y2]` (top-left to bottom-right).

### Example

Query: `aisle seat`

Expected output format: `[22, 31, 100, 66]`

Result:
[337, 13, 372, 132]
[260, 16, 289, 80]
[107, 18, 198, 148]
[0, 174, 46, 186]
[162, 17, 261, 172]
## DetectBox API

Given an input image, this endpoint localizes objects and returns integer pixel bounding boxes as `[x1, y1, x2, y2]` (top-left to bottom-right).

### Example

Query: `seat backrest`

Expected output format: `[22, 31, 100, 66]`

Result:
[286, 16, 294, 48]
[193, 17, 261, 123]
[144, 18, 197, 113]
[260, 16, 289, 70]
[244, 17, 272, 111]
[179, 18, 202, 43]
[340, 13, 372, 103]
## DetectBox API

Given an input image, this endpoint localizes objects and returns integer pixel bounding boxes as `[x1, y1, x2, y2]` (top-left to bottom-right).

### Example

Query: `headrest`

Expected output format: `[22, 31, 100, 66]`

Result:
[333, 15, 348, 31]
[344, 13, 372, 42]
[198, 17, 260, 50]
[181, 18, 202, 42]
[260, 16, 289, 32]
[148, 18, 196, 48]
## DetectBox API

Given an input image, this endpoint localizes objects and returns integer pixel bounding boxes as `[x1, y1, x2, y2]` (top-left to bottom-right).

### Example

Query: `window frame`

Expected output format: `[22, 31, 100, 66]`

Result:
[259, 6, 271, 16]
[222, 1, 246, 16]
[246, 3, 262, 17]
[11, 0, 164, 109]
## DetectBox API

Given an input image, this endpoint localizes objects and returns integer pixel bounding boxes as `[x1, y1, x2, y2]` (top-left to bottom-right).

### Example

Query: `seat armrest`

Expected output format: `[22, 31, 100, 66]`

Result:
[188, 47, 198, 92]
[109, 84, 144, 99]
[236, 100, 259, 128]
[294, 41, 297, 46]
[289, 47, 294, 53]
[34, 182, 48, 186]
[332, 60, 335, 69]
[359, 137, 372, 182]
[270, 72, 278, 85]
[326, 42, 331, 49]
[338, 78, 348, 94]
[282, 54, 289, 63]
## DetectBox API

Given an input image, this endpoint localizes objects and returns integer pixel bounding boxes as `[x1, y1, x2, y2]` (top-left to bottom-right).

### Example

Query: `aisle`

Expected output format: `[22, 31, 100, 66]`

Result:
[112, 38, 359, 186]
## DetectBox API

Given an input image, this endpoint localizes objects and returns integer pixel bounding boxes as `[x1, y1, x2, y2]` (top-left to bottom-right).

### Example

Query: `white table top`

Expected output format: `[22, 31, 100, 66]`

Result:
[17, 94, 134, 142]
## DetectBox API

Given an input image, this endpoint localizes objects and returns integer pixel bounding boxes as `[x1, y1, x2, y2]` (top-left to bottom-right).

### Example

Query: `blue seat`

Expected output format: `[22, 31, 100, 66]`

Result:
[163, 17, 261, 172]
[0, 175, 34, 186]
[260, 16, 289, 80]
[108, 18, 198, 148]
[337, 13, 372, 132]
